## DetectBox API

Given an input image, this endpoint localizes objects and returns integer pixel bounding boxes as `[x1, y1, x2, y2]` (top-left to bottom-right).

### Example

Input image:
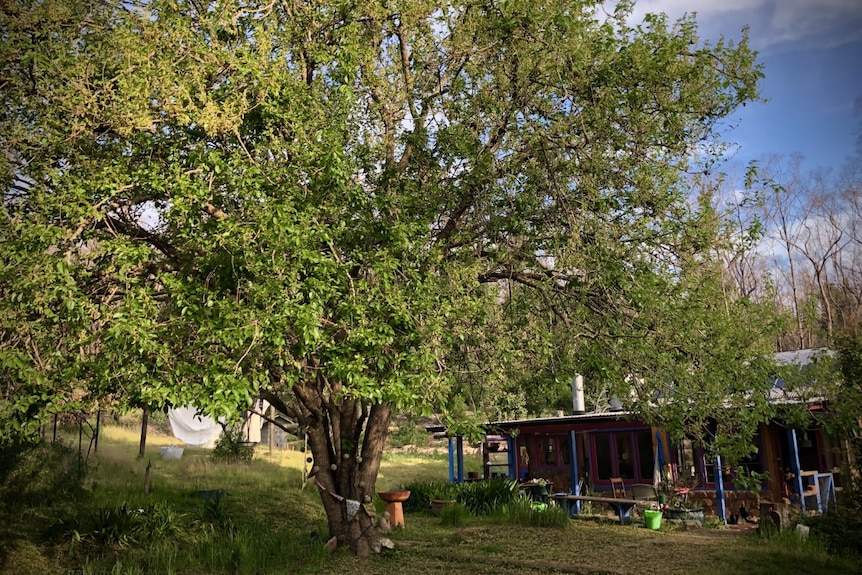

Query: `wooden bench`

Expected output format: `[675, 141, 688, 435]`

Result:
[550, 494, 639, 524]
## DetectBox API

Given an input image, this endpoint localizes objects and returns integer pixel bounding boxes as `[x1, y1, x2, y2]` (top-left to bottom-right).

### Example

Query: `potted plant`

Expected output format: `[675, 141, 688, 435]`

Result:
[661, 474, 705, 523]
[429, 483, 458, 516]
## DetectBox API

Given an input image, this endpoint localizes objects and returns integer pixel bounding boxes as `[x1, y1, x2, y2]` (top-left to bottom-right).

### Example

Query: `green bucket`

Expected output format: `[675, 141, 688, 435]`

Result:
[644, 509, 662, 530]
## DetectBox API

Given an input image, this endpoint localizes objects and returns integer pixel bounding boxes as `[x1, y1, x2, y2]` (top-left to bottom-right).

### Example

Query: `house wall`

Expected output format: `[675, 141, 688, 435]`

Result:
[761, 423, 784, 503]
[506, 419, 656, 494]
[486, 420, 836, 515]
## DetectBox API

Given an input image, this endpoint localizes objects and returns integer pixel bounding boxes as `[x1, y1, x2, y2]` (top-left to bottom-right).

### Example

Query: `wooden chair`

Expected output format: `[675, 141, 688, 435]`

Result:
[631, 483, 660, 510]
[610, 477, 625, 499]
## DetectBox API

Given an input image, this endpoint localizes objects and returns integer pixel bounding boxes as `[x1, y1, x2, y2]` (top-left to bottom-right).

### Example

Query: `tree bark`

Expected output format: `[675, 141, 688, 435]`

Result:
[139, 406, 149, 457]
[295, 388, 392, 555]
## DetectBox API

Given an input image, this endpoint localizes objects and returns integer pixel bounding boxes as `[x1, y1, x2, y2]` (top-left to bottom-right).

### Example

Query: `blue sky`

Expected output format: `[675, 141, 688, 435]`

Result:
[631, 0, 862, 172]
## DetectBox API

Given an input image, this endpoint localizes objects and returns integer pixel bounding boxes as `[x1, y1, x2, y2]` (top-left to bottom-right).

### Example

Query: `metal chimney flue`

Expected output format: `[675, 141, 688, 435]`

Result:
[572, 374, 585, 414]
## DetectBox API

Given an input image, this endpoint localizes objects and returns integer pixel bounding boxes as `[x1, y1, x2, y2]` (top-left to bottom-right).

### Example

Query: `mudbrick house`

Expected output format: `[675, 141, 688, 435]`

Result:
[429, 349, 853, 522]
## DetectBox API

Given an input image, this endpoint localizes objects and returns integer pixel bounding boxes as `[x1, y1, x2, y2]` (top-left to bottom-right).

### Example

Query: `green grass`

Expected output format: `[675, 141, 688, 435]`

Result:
[2, 421, 859, 575]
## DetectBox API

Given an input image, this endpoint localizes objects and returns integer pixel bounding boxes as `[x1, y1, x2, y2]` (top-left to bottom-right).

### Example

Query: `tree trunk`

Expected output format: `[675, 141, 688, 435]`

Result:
[296, 389, 392, 555]
[139, 406, 149, 457]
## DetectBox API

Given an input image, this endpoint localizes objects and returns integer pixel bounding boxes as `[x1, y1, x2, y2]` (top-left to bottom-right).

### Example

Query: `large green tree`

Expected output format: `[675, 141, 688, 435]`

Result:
[2, 0, 768, 552]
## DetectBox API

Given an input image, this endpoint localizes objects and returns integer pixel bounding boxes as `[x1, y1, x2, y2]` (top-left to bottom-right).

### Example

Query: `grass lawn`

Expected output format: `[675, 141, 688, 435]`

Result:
[1, 422, 859, 575]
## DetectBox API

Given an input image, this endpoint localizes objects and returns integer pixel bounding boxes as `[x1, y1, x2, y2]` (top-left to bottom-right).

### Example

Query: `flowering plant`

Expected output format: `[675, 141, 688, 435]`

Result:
[658, 472, 699, 509]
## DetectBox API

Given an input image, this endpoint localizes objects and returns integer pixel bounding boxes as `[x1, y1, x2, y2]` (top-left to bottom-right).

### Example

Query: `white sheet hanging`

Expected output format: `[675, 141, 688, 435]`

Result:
[168, 405, 224, 448]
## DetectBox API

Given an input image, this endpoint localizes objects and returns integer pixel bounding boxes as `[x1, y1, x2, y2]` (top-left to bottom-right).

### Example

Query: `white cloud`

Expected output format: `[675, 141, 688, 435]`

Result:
[626, 0, 862, 52]
[633, 0, 755, 18]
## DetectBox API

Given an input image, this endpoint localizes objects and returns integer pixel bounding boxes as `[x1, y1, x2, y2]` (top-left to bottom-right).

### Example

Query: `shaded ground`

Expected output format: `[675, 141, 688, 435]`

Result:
[327, 515, 858, 575]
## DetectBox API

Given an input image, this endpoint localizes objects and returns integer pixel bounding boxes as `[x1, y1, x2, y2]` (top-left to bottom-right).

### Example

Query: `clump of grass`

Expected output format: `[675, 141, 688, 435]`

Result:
[492, 498, 570, 528]
[455, 477, 519, 515]
[198, 493, 233, 532]
[80, 555, 146, 575]
[193, 523, 327, 574]
[401, 477, 519, 516]
[439, 502, 470, 527]
[60, 500, 186, 552]
[701, 516, 727, 529]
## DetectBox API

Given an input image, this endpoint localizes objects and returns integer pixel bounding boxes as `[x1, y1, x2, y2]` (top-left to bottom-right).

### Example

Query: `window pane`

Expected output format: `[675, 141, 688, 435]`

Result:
[560, 436, 571, 466]
[541, 437, 557, 466]
[616, 434, 634, 479]
[736, 431, 763, 479]
[636, 431, 653, 481]
[595, 433, 612, 480]
[679, 438, 700, 484]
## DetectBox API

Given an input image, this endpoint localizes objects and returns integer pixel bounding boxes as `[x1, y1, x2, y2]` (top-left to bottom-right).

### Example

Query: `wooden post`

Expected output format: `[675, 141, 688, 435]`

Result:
[569, 429, 581, 515]
[139, 406, 149, 458]
[94, 409, 101, 454]
[78, 418, 83, 474]
[144, 460, 151, 495]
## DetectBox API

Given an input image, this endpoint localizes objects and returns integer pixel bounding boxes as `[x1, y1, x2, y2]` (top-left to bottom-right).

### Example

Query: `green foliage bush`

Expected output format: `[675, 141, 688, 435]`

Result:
[400, 480, 458, 513]
[211, 426, 254, 463]
[388, 422, 429, 449]
[455, 477, 519, 515]
[802, 509, 862, 557]
[0, 440, 87, 509]
[701, 516, 727, 530]
[401, 478, 519, 515]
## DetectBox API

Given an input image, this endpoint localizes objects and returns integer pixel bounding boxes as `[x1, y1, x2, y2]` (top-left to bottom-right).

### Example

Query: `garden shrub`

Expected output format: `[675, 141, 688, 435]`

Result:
[211, 426, 254, 463]
[401, 478, 519, 515]
[455, 477, 519, 515]
[388, 421, 428, 449]
[399, 480, 457, 513]
[0, 440, 88, 509]
[801, 509, 862, 557]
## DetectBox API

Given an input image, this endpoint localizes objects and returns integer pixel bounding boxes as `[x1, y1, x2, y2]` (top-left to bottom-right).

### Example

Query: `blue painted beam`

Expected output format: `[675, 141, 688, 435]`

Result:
[569, 429, 581, 515]
[507, 436, 516, 480]
[714, 454, 726, 523]
[448, 436, 455, 484]
[787, 429, 805, 512]
[456, 435, 464, 483]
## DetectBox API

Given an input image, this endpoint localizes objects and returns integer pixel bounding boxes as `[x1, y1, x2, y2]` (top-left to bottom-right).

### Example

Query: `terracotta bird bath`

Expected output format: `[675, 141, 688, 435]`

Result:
[377, 490, 411, 528]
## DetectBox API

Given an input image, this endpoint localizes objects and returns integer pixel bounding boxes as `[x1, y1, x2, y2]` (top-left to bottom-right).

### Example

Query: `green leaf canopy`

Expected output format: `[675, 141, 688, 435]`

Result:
[2, 0, 776, 550]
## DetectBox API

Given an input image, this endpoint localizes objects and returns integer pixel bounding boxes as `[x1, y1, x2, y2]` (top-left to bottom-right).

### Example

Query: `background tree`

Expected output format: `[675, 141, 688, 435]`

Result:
[1, 0, 768, 553]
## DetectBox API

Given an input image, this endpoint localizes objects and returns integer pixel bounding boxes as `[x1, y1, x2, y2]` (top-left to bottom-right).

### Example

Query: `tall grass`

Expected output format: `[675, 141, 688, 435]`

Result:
[5, 420, 860, 575]
[192, 523, 327, 574]
[400, 477, 519, 515]
[492, 498, 570, 529]
[439, 503, 471, 527]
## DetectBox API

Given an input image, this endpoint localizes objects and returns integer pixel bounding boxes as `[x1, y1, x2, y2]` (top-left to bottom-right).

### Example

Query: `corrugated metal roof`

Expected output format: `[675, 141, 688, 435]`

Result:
[774, 348, 833, 365]
[425, 410, 633, 433]
[426, 348, 834, 434]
